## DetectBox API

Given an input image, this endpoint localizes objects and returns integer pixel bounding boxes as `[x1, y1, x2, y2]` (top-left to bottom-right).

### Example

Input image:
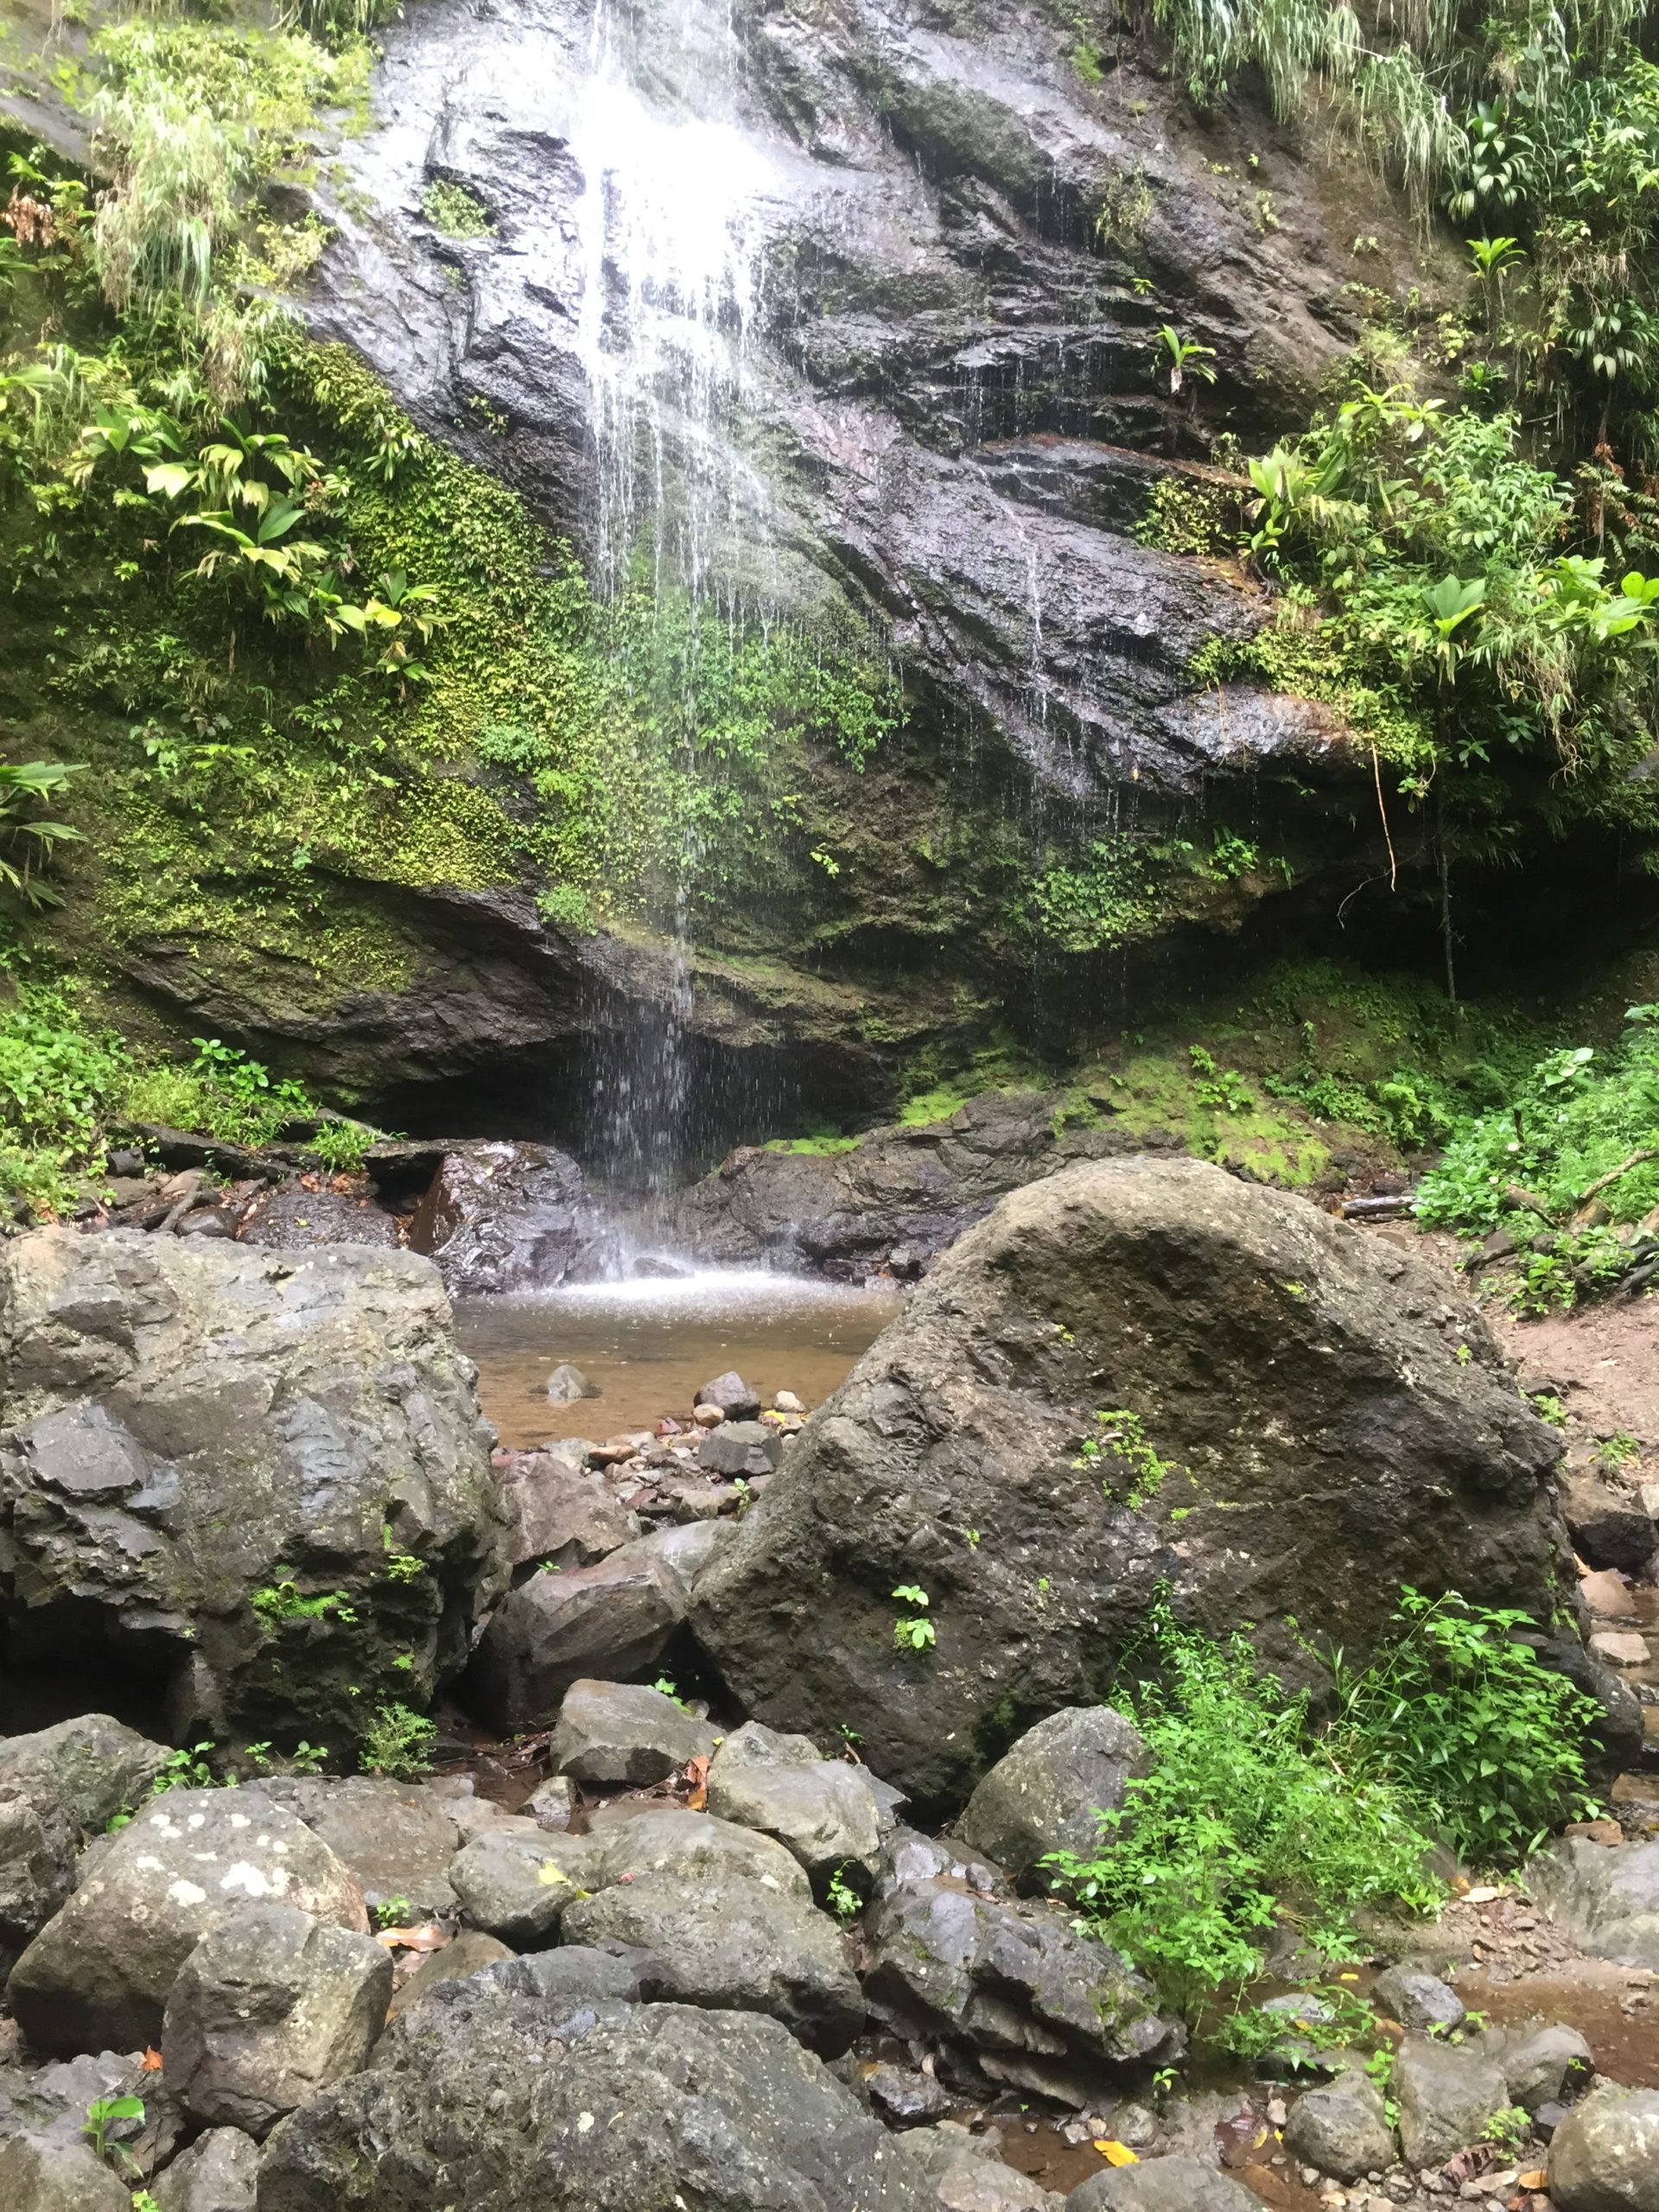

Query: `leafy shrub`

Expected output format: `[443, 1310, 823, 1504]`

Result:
[1046, 1600, 1442, 2018]
[1414, 1007, 1659, 1302]
[1331, 1587, 1602, 1863]
[359, 1701, 436, 1777]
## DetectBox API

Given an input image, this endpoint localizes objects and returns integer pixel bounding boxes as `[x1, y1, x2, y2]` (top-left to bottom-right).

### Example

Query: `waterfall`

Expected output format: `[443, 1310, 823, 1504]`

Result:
[565, 0, 777, 1196]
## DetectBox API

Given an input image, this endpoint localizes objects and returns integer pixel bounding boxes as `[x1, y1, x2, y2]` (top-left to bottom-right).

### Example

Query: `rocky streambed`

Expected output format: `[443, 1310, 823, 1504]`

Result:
[0, 1158, 1655, 2211]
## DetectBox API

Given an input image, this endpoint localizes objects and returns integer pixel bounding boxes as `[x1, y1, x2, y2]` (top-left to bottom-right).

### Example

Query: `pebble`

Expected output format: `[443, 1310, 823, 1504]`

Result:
[691, 1404, 725, 1428]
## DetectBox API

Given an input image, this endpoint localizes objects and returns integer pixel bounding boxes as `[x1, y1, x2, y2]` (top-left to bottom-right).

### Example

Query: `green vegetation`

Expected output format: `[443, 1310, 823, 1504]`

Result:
[1046, 1600, 1443, 2018]
[359, 1700, 436, 1777]
[891, 1584, 937, 1652]
[83, 2094, 145, 2172]
[1072, 1408, 1180, 1509]
[252, 1573, 358, 1624]
[420, 177, 494, 239]
[1415, 1002, 1659, 1307]
[372, 1893, 413, 1929]
[1047, 1587, 1599, 2016]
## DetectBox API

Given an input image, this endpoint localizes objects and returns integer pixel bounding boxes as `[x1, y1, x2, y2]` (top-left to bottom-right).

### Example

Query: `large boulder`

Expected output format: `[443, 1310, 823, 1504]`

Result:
[253, 1776, 462, 1923]
[0, 1230, 506, 1756]
[464, 1525, 712, 1730]
[0, 1719, 165, 1979]
[706, 1721, 886, 1878]
[1548, 2082, 1659, 2211]
[1284, 2070, 1396, 2182]
[404, 1141, 613, 1294]
[162, 1902, 392, 2137]
[957, 1707, 1147, 1888]
[151, 2126, 259, 2212]
[6, 1786, 367, 2056]
[1393, 2034, 1509, 2168]
[692, 1158, 1570, 1803]
[862, 1831, 1178, 2098]
[561, 1868, 865, 2053]
[257, 1984, 934, 2211]
[1529, 1838, 1659, 1969]
[493, 1450, 640, 1574]
[0, 2133, 131, 2212]
[1065, 2156, 1261, 2210]
[550, 1678, 719, 1785]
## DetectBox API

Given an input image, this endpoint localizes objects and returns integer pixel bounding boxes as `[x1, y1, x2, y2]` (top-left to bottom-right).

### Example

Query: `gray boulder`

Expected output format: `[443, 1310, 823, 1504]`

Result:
[446, 1827, 606, 1947]
[0, 2133, 131, 2212]
[936, 2157, 1060, 2211]
[1488, 2020, 1595, 2113]
[7, 1787, 367, 2056]
[957, 1707, 1147, 1888]
[1394, 2034, 1510, 2168]
[404, 1141, 613, 1294]
[464, 1525, 704, 1730]
[692, 1159, 1568, 1802]
[387, 1928, 514, 2018]
[257, 1986, 935, 2210]
[255, 1776, 461, 1922]
[699, 1421, 784, 1478]
[863, 1829, 1178, 2097]
[0, 1715, 171, 1834]
[0, 1231, 505, 1758]
[1284, 2070, 1396, 2182]
[1562, 1474, 1656, 1574]
[152, 2126, 259, 2212]
[546, 1363, 598, 1403]
[550, 1678, 719, 1785]
[1370, 1965, 1466, 2034]
[562, 1867, 864, 2052]
[162, 1901, 393, 2136]
[1549, 2082, 1659, 2210]
[1065, 2154, 1261, 2210]
[696, 1371, 763, 1421]
[707, 1721, 884, 1878]
[1530, 1838, 1659, 1968]
[589, 1805, 814, 1894]
[493, 1451, 639, 1573]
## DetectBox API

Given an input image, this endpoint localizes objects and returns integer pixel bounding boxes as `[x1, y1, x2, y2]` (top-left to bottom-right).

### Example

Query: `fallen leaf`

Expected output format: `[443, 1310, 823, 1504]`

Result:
[1093, 2142, 1139, 2167]
[140, 2048, 163, 2072]
[1518, 2172, 1547, 2191]
[1465, 1884, 1502, 1904]
[684, 1753, 710, 1812]
[375, 1922, 449, 1952]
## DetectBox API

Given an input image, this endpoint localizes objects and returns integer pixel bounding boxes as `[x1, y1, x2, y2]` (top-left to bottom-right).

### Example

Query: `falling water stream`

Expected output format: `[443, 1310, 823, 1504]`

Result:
[566, 0, 779, 1196]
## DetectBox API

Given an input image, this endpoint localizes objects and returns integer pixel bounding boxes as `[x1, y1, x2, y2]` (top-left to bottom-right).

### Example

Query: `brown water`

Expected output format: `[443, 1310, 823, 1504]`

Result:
[454, 1270, 901, 1449]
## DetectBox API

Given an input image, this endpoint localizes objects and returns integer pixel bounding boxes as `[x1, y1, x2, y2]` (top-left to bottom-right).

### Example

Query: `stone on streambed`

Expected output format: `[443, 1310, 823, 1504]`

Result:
[0, 1715, 172, 1974]
[550, 1677, 719, 1784]
[696, 1370, 763, 1421]
[162, 1902, 392, 2136]
[692, 1157, 1573, 1804]
[699, 1419, 784, 1478]
[404, 1140, 614, 1294]
[1563, 1473, 1657, 1574]
[1483, 2020, 1595, 2113]
[1393, 2033, 1510, 2167]
[463, 1521, 729, 1730]
[449, 1805, 810, 1948]
[561, 1866, 865, 2053]
[862, 1830, 1179, 2099]
[706, 1720, 886, 1878]
[7, 1787, 368, 2056]
[0, 1230, 505, 1758]
[1370, 1964, 1465, 2033]
[546, 1361, 599, 1402]
[957, 1707, 1147, 1888]
[1529, 1836, 1659, 1968]
[1284, 2069, 1396, 2182]
[254, 1775, 462, 1923]
[1548, 2082, 1659, 2211]
[258, 1983, 936, 2212]
[1065, 2154, 1262, 2210]
[494, 1449, 641, 1573]
[149, 2126, 259, 2212]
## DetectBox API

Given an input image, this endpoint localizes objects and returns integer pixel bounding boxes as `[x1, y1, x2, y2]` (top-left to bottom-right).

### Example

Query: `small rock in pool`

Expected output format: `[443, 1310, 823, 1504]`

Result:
[772, 1389, 805, 1414]
[691, 1403, 725, 1427]
[547, 1362, 601, 1402]
[695, 1370, 762, 1421]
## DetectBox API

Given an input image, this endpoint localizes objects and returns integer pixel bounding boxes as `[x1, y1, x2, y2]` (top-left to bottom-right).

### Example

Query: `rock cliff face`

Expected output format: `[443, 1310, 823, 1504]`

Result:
[315, 0, 1408, 805]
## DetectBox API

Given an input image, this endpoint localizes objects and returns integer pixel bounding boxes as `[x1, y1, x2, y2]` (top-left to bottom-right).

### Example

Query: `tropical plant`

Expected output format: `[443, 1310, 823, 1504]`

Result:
[1152, 324, 1217, 395]
[0, 760, 82, 906]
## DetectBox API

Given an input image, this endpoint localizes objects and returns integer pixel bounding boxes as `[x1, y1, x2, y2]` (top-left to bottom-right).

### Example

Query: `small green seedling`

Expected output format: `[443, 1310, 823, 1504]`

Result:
[892, 1585, 937, 1652]
[83, 2094, 144, 2170]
